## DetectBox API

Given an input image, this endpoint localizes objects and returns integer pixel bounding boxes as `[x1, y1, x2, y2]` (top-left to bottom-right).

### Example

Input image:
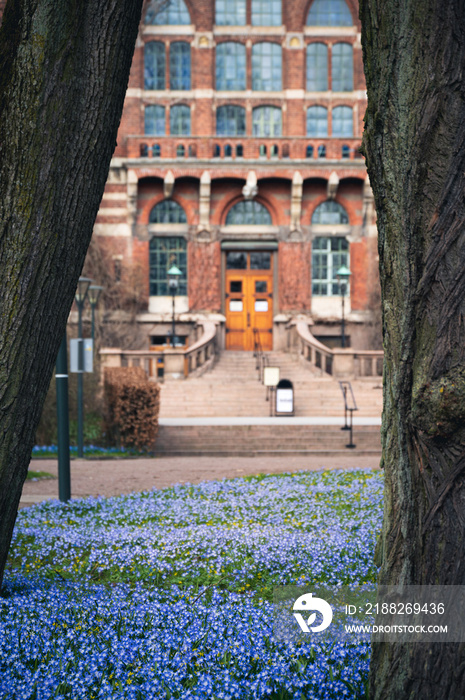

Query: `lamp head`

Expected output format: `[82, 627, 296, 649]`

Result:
[168, 264, 182, 292]
[88, 285, 103, 307]
[75, 277, 92, 305]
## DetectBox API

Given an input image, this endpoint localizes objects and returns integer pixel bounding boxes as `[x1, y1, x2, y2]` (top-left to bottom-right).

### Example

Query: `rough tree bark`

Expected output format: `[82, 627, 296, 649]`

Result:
[360, 0, 465, 697]
[0, 0, 143, 588]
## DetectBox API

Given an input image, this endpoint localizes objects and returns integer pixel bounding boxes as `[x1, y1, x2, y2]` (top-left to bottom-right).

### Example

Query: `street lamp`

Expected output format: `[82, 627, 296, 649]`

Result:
[167, 264, 182, 347]
[88, 285, 103, 344]
[336, 265, 351, 349]
[75, 276, 92, 457]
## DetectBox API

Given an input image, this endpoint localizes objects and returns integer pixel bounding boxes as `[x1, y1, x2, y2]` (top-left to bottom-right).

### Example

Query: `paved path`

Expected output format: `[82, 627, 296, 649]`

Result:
[22, 453, 381, 508]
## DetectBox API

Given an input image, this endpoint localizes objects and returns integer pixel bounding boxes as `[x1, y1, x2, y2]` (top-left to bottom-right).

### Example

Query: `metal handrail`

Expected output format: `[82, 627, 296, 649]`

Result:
[253, 328, 268, 382]
[339, 381, 358, 448]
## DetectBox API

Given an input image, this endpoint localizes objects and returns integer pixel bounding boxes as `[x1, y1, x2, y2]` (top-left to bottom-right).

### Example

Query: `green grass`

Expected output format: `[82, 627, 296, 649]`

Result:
[26, 470, 55, 481]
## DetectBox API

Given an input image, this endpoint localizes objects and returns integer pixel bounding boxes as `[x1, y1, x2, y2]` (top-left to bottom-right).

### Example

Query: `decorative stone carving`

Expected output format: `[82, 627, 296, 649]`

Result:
[242, 171, 258, 200]
[163, 170, 175, 199]
[327, 171, 339, 200]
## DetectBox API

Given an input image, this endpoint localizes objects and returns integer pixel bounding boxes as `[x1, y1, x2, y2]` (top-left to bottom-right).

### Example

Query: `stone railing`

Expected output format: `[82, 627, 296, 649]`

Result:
[295, 321, 383, 378]
[100, 321, 218, 381]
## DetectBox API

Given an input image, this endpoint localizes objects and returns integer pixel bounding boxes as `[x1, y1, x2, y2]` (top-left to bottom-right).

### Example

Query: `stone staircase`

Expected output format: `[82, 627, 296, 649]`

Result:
[158, 350, 383, 419]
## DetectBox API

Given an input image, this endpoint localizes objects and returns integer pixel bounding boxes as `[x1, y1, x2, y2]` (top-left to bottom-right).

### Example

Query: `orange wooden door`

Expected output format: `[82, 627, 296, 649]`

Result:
[225, 271, 273, 350]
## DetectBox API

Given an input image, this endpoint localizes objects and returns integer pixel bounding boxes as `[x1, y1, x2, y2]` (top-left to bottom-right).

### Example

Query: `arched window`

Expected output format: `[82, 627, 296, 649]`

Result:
[149, 237, 187, 296]
[149, 200, 187, 224]
[306, 144, 314, 158]
[318, 144, 326, 158]
[341, 144, 350, 158]
[188, 144, 196, 157]
[216, 0, 246, 25]
[332, 106, 353, 136]
[216, 105, 246, 136]
[140, 143, 149, 157]
[145, 105, 165, 135]
[252, 43, 282, 91]
[176, 144, 186, 157]
[252, 106, 282, 136]
[152, 144, 161, 157]
[252, 0, 282, 26]
[270, 144, 279, 158]
[236, 144, 243, 157]
[170, 105, 190, 135]
[146, 0, 191, 25]
[306, 43, 328, 91]
[259, 144, 267, 157]
[307, 106, 328, 137]
[312, 236, 349, 296]
[307, 0, 353, 26]
[213, 144, 221, 157]
[332, 43, 353, 91]
[224, 144, 233, 157]
[144, 42, 165, 90]
[170, 42, 191, 90]
[282, 144, 290, 157]
[216, 43, 246, 91]
[226, 200, 272, 225]
[312, 200, 349, 224]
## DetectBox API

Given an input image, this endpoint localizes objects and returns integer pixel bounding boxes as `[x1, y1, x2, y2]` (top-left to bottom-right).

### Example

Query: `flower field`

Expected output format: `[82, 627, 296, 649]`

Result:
[1, 468, 383, 700]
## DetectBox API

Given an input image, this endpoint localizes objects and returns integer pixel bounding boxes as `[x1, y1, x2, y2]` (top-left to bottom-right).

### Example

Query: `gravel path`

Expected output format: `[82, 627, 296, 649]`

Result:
[22, 454, 381, 508]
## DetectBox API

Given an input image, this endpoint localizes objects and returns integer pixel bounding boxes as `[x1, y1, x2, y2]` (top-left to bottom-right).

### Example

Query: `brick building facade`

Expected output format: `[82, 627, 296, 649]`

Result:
[4, 0, 379, 352]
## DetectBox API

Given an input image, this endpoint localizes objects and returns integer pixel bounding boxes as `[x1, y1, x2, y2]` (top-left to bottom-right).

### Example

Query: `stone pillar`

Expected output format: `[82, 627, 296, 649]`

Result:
[127, 169, 138, 226]
[290, 171, 303, 231]
[198, 171, 211, 231]
[327, 171, 340, 200]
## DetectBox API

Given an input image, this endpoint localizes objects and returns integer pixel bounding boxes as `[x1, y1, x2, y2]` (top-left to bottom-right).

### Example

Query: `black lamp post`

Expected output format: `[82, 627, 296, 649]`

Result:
[88, 285, 103, 344]
[75, 276, 91, 457]
[336, 265, 351, 349]
[168, 264, 182, 347]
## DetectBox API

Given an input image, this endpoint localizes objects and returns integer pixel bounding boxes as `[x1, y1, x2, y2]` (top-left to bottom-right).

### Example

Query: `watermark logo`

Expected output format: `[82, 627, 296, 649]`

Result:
[293, 592, 333, 633]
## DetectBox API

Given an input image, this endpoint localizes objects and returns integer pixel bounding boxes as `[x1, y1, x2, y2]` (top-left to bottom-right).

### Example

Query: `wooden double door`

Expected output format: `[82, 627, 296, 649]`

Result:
[225, 251, 273, 351]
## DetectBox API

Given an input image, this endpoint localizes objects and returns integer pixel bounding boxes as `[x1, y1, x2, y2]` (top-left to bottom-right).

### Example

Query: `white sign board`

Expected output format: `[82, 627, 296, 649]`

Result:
[276, 388, 293, 414]
[70, 339, 94, 373]
[229, 300, 243, 312]
[255, 300, 268, 312]
[263, 366, 280, 387]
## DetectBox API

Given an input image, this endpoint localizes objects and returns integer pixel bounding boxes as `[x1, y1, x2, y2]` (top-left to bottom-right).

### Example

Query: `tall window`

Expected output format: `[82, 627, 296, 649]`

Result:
[306, 44, 328, 91]
[312, 200, 349, 224]
[252, 0, 282, 25]
[307, 0, 353, 26]
[170, 42, 191, 90]
[149, 200, 187, 224]
[216, 43, 246, 91]
[226, 200, 272, 225]
[252, 106, 282, 136]
[252, 43, 282, 91]
[149, 237, 187, 296]
[332, 43, 353, 91]
[145, 105, 166, 135]
[307, 106, 328, 137]
[144, 42, 165, 90]
[170, 105, 191, 135]
[216, 105, 246, 135]
[146, 0, 191, 25]
[332, 106, 353, 136]
[216, 0, 246, 25]
[312, 237, 349, 296]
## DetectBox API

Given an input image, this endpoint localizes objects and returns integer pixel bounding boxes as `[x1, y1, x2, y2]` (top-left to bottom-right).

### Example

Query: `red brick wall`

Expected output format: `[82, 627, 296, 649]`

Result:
[279, 242, 312, 312]
[188, 241, 221, 311]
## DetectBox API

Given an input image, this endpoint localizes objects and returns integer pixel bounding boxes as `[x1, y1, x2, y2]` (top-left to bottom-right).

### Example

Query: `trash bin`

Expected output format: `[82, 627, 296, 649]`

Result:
[275, 379, 294, 416]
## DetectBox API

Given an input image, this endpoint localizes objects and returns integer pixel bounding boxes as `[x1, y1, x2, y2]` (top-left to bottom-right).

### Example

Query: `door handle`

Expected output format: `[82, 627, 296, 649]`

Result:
[247, 312, 250, 327]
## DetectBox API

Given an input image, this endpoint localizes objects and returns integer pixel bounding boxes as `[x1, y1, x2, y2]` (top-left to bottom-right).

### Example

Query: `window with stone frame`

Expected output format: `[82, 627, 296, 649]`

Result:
[216, 43, 247, 91]
[149, 236, 187, 296]
[215, 0, 246, 25]
[332, 105, 353, 137]
[170, 105, 191, 135]
[307, 0, 353, 26]
[170, 42, 191, 90]
[226, 200, 272, 225]
[307, 106, 328, 137]
[149, 200, 187, 224]
[332, 43, 353, 91]
[312, 200, 349, 224]
[145, 105, 166, 135]
[252, 106, 282, 137]
[251, 0, 282, 26]
[252, 43, 282, 91]
[312, 236, 349, 296]
[144, 42, 165, 90]
[146, 0, 191, 25]
[216, 105, 246, 136]
[306, 43, 328, 91]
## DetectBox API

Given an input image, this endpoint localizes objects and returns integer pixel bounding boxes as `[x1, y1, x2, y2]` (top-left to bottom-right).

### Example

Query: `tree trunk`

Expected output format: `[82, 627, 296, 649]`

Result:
[0, 0, 143, 588]
[360, 0, 465, 696]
